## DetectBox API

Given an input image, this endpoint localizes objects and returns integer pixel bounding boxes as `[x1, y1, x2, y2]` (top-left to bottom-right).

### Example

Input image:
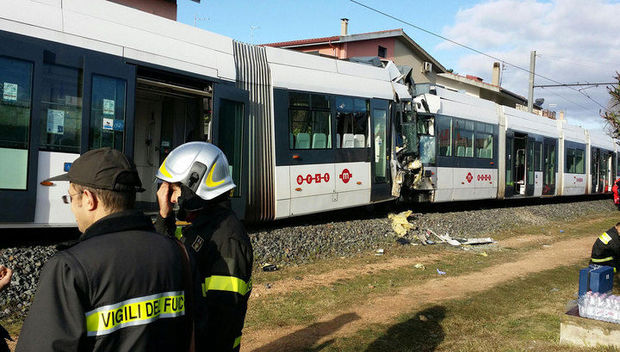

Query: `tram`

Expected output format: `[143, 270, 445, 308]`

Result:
[0, 0, 616, 228]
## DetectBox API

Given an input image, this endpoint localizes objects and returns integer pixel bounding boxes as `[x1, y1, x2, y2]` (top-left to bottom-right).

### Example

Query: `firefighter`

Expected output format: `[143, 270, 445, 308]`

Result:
[612, 177, 620, 209]
[154, 142, 253, 352]
[590, 222, 620, 273]
[17, 148, 193, 352]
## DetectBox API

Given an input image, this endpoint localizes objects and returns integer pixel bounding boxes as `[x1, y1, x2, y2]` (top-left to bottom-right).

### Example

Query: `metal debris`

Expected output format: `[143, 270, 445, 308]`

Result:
[262, 263, 278, 272]
[396, 237, 411, 245]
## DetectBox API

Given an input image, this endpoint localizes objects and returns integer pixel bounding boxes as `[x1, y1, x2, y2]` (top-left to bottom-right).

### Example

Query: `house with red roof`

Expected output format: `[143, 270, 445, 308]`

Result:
[264, 19, 534, 110]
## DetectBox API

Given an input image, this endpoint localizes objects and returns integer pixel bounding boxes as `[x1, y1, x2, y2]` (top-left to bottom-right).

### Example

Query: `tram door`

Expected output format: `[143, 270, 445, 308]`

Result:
[525, 137, 535, 196]
[370, 99, 391, 201]
[591, 149, 599, 193]
[0, 54, 36, 222]
[133, 78, 208, 211]
[505, 135, 514, 197]
[542, 138, 557, 195]
[212, 83, 249, 219]
[594, 150, 612, 193]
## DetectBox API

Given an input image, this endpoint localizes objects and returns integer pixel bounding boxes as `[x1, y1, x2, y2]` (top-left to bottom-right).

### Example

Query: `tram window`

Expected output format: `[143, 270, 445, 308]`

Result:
[474, 122, 493, 159]
[0, 57, 33, 190]
[566, 148, 575, 173]
[89, 75, 126, 151]
[575, 149, 585, 174]
[535, 142, 542, 171]
[289, 93, 331, 150]
[290, 92, 310, 107]
[311, 94, 329, 109]
[436, 115, 452, 156]
[39, 64, 83, 153]
[419, 135, 436, 164]
[475, 132, 493, 159]
[373, 108, 387, 181]
[453, 119, 473, 157]
[218, 99, 244, 197]
[335, 96, 369, 148]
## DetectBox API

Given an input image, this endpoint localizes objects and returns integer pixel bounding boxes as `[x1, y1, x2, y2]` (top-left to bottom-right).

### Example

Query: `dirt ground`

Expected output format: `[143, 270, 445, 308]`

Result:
[241, 234, 594, 352]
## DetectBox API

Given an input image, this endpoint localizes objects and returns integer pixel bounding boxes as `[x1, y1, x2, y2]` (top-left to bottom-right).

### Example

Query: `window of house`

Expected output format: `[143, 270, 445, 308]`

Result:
[39, 63, 83, 153]
[289, 92, 331, 149]
[335, 96, 368, 148]
[453, 119, 474, 157]
[378, 46, 387, 58]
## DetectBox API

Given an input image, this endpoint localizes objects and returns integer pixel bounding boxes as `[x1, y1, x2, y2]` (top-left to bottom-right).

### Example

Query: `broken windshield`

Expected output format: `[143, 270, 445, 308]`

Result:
[417, 115, 435, 164]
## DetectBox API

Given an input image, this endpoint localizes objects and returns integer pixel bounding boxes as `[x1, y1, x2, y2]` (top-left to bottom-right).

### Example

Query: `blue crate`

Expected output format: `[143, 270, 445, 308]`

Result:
[579, 265, 614, 296]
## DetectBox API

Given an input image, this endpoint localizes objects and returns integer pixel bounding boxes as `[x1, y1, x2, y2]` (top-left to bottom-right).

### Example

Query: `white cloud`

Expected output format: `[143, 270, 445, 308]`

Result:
[439, 0, 620, 131]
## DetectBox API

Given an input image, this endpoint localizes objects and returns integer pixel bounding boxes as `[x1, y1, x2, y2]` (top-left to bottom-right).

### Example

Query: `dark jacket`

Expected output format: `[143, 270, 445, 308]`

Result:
[590, 225, 620, 272]
[155, 200, 253, 352]
[16, 210, 191, 352]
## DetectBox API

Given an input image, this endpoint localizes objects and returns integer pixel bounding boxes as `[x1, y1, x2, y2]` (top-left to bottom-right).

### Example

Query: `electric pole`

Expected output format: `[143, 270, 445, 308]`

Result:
[528, 50, 536, 113]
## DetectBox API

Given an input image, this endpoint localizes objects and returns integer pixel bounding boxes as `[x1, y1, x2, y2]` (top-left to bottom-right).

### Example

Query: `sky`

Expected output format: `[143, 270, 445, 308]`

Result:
[178, 0, 620, 132]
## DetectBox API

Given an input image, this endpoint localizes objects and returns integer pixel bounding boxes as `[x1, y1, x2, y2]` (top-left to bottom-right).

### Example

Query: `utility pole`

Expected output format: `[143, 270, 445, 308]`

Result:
[528, 50, 536, 113]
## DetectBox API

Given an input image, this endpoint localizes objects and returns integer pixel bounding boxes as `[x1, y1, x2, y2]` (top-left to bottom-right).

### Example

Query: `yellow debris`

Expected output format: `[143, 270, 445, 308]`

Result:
[388, 210, 414, 236]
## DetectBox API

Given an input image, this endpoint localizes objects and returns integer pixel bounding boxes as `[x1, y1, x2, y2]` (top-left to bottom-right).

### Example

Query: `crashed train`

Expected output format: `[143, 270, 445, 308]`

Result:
[0, 0, 616, 227]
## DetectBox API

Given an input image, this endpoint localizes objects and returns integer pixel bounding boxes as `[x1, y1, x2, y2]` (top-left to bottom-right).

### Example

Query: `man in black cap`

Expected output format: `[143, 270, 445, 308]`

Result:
[17, 148, 193, 352]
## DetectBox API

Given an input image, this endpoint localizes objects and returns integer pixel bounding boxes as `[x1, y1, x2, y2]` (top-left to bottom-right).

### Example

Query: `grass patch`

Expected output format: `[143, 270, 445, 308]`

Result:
[323, 263, 620, 352]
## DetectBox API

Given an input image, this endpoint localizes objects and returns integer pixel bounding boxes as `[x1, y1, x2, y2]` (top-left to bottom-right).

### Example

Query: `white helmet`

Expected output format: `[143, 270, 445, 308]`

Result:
[156, 142, 236, 200]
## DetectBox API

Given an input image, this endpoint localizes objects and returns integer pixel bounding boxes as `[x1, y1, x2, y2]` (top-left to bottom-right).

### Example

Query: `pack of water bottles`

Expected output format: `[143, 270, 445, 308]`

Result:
[578, 291, 620, 324]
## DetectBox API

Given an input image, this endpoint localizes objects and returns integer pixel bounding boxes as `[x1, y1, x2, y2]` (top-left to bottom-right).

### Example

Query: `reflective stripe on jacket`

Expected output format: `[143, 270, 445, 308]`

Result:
[156, 199, 253, 352]
[17, 210, 192, 352]
[590, 226, 620, 273]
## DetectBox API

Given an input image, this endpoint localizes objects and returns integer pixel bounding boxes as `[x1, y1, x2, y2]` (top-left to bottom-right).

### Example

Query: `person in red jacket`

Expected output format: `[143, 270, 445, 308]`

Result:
[613, 177, 620, 209]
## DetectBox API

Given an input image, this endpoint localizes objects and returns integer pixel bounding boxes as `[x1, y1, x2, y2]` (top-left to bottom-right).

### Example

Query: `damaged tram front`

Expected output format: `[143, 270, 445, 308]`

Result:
[392, 89, 438, 203]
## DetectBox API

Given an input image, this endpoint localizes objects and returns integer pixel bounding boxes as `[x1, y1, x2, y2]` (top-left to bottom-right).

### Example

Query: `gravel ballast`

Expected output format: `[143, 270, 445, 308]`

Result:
[1, 198, 616, 325]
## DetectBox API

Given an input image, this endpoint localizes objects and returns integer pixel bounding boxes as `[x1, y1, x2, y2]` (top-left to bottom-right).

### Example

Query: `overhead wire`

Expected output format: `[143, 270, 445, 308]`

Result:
[536, 53, 619, 69]
[539, 87, 593, 112]
[349, 0, 612, 113]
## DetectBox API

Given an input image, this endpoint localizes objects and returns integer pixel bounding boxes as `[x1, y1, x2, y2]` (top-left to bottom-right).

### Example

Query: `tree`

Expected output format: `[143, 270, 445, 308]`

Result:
[601, 72, 620, 137]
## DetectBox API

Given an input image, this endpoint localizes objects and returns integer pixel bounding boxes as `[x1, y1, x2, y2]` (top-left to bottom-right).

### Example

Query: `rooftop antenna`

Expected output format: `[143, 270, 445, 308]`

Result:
[250, 25, 260, 44]
[194, 14, 209, 27]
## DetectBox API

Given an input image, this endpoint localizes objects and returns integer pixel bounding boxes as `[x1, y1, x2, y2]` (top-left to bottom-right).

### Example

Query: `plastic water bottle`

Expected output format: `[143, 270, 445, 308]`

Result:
[612, 297, 620, 324]
[581, 292, 620, 323]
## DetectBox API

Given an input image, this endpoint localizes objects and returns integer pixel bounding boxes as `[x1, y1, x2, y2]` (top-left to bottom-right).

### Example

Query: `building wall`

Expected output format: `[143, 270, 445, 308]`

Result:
[344, 38, 395, 60]
[436, 75, 481, 97]
[294, 44, 340, 58]
[392, 39, 434, 84]
[108, 0, 176, 20]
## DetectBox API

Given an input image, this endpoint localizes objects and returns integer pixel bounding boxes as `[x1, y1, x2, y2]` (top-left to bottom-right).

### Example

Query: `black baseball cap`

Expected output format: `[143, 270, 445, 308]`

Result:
[44, 148, 144, 192]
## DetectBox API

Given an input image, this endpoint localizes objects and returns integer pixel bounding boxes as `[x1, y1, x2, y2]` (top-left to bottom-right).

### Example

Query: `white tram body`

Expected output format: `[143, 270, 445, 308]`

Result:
[0, 0, 617, 228]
